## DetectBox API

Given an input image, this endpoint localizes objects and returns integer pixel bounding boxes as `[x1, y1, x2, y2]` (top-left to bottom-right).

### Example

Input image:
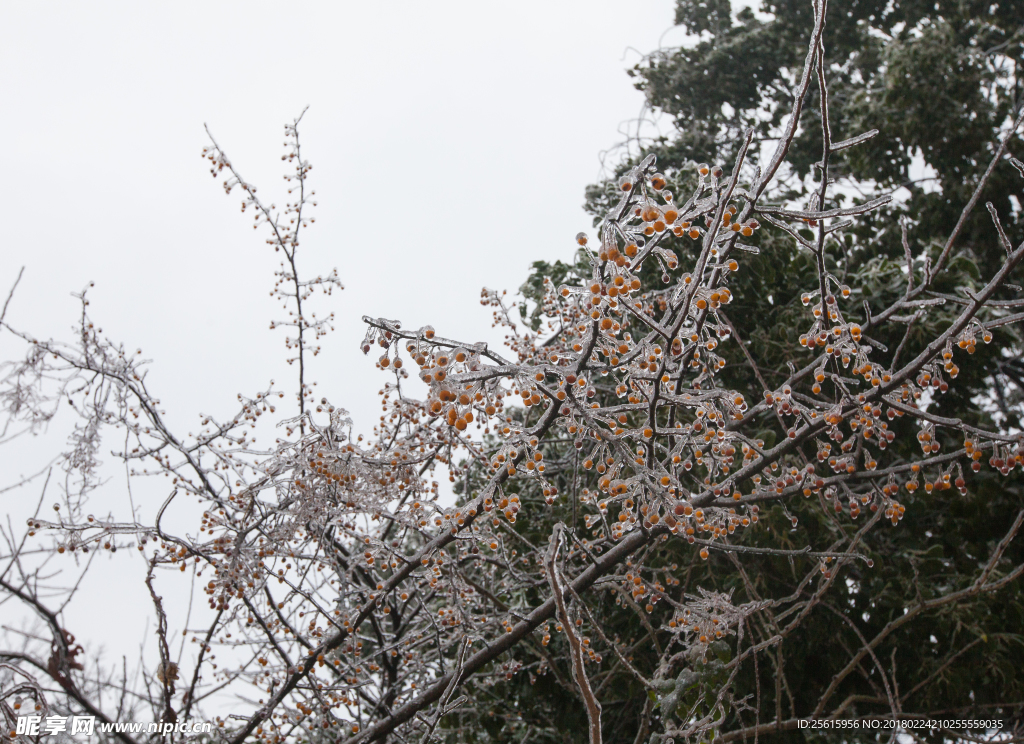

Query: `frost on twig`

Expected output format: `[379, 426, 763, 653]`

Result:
[3, 1, 1024, 741]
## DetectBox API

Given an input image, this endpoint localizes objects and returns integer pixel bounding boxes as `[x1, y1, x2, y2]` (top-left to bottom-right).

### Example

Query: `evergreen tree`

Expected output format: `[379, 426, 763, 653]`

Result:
[497, 1, 1024, 740]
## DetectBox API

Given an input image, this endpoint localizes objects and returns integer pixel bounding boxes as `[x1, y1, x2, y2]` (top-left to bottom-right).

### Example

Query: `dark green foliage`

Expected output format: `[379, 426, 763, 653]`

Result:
[585, 0, 1024, 432]
[482, 1, 1024, 741]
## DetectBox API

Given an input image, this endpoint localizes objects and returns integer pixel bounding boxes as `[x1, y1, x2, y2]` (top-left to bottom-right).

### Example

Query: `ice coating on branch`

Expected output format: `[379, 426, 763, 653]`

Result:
[7, 11, 1024, 737]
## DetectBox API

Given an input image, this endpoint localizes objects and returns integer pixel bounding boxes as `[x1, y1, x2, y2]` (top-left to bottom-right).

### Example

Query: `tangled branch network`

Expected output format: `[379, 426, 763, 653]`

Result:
[3, 1, 1024, 742]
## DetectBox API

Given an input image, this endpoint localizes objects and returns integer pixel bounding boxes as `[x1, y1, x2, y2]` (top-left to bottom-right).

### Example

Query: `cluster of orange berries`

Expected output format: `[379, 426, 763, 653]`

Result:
[957, 324, 993, 354]
[800, 322, 860, 349]
[666, 590, 742, 657]
[583, 480, 757, 545]
[673, 612, 727, 648]
[846, 402, 897, 449]
[764, 385, 798, 417]
[614, 167, 762, 246]
[306, 446, 359, 484]
[898, 464, 965, 496]
[481, 491, 524, 523]
[916, 425, 940, 454]
[987, 441, 1024, 475]
[691, 286, 734, 314]
[390, 340, 514, 434]
[489, 431, 550, 480]
[797, 287, 863, 385]
[622, 567, 667, 604]
[883, 500, 907, 525]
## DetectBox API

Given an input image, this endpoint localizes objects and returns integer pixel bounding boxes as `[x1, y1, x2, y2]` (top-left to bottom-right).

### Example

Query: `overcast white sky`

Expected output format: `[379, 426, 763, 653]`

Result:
[1, 1, 694, 443]
[1, 0, 707, 695]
